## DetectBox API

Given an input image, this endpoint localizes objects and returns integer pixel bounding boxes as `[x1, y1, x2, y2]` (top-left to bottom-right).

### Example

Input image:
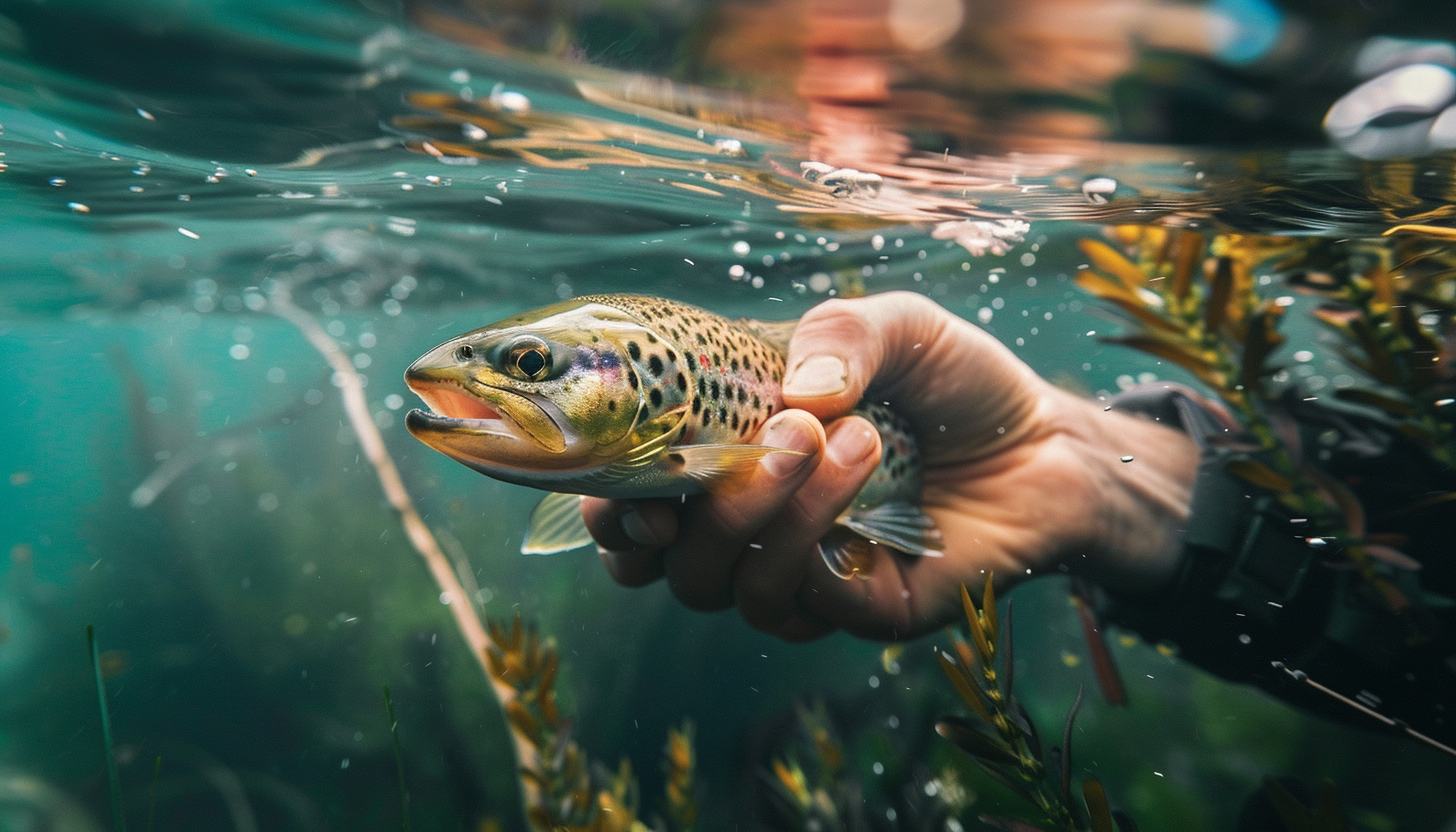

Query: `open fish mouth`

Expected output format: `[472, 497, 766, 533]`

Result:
[406, 380, 514, 434]
[403, 378, 526, 447]
[404, 375, 570, 458]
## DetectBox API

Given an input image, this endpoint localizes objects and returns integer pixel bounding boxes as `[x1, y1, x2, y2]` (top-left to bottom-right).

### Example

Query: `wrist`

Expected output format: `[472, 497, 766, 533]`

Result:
[1044, 387, 1201, 593]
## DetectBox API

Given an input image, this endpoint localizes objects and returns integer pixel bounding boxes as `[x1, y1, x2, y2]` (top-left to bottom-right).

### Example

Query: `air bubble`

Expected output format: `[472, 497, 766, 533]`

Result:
[1082, 176, 1117, 204]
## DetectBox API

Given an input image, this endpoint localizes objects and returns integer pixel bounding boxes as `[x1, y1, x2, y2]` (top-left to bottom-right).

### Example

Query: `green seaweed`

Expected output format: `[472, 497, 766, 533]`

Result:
[936, 579, 1128, 832]
[87, 624, 126, 832]
[384, 685, 413, 832]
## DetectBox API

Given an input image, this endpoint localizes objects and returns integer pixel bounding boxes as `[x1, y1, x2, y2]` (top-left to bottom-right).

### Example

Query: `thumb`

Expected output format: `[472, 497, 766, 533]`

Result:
[781, 292, 1050, 457]
[781, 292, 952, 419]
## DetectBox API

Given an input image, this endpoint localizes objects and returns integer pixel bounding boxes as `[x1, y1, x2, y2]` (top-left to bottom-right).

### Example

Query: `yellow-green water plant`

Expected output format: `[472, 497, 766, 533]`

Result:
[936, 579, 1131, 832]
[1074, 227, 1433, 619]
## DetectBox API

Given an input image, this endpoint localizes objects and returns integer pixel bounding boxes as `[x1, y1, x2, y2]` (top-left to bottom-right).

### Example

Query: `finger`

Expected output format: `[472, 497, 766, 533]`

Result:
[781, 291, 949, 415]
[583, 497, 678, 587]
[797, 539, 969, 640]
[782, 293, 1042, 453]
[771, 610, 836, 643]
[732, 416, 882, 633]
[661, 410, 825, 611]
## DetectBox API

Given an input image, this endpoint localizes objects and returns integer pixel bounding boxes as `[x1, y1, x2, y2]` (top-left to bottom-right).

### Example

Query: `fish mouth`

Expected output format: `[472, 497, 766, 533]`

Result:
[404, 375, 572, 470]
[406, 380, 513, 434]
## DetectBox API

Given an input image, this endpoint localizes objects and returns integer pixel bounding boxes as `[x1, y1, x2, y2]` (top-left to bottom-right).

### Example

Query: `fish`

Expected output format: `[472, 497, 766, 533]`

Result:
[403, 294, 942, 578]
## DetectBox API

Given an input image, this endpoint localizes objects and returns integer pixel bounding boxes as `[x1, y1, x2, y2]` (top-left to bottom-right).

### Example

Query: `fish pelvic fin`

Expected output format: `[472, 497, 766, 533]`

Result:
[522, 492, 594, 555]
[816, 501, 944, 579]
[840, 501, 943, 558]
[818, 527, 875, 580]
[672, 443, 807, 487]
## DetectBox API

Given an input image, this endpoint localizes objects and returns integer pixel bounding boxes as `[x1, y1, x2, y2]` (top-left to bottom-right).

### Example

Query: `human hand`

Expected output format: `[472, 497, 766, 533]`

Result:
[583, 292, 1200, 641]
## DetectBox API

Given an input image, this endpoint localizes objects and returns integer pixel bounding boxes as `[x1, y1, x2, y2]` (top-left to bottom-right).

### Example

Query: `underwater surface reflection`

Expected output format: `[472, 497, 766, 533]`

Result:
[3, 0, 1456, 830]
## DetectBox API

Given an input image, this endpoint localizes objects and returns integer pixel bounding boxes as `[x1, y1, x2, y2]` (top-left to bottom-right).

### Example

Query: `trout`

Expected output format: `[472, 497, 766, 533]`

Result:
[403, 294, 941, 578]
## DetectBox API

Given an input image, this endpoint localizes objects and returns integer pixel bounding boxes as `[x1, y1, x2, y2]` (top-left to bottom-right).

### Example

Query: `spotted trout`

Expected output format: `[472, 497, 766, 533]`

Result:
[403, 294, 941, 578]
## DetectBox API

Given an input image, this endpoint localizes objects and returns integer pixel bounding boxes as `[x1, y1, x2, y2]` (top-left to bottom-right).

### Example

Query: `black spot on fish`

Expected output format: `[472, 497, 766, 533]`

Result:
[737, 388, 746, 404]
[718, 406, 727, 424]
[646, 333, 658, 344]
[665, 348, 676, 362]
[731, 412, 740, 431]
[676, 374, 688, 392]
[628, 341, 641, 361]
[696, 333, 707, 345]
[650, 388, 663, 408]
[697, 376, 706, 397]
[752, 393, 760, 409]
[730, 357, 739, 373]
[648, 355, 664, 377]
[628, 369, 639, 389]
[608, 400, 617, 412]
[691, 397, 702, 414]
[710, 380, 720, 400]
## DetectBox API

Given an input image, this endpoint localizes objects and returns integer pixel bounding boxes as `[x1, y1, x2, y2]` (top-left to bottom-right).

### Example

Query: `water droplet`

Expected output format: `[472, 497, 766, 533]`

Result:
[1120, 455, 1134, 463]
[68, 202, 89, 213]
[1238, 633, 1251, 644]
[732, 240, 751, 257]
[462, 122, 487, 141]
[48, 177, 66, 187]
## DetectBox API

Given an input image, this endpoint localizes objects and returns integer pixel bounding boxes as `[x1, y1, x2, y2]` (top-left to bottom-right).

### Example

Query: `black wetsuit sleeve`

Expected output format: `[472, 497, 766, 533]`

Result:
[1101, 384, 1456, 748]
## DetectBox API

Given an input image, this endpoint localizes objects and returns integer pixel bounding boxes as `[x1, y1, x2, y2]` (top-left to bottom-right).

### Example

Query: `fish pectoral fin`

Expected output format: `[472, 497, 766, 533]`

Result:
[522, 492, 594, 555]
[671, 443, 805, 486]
[839, 502, 944, 558]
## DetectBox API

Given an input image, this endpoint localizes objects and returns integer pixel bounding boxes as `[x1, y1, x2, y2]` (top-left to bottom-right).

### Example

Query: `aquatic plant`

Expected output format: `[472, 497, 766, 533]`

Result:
[1076, 226, 1456, 756]
[661, 722, 697, 832]
[762, 697, 962, 832]
[1074, 227, 1429, 619]
[935, 580, 1130, 832]
[484, 611, 651, 832]
[87, 625, 126, 832]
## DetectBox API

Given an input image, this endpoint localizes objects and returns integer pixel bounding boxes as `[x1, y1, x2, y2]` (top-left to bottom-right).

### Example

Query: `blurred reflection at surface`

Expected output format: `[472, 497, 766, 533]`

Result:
[406, 0, 1456, 158]
[399, 0, 1456, 234]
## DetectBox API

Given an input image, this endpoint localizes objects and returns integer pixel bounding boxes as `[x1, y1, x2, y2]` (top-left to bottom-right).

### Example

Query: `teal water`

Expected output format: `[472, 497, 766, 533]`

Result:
[4, 1, 1456, 830]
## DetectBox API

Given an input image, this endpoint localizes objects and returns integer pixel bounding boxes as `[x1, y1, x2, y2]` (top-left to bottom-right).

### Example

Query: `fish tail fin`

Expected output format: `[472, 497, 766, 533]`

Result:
[522, 492, 594, 555]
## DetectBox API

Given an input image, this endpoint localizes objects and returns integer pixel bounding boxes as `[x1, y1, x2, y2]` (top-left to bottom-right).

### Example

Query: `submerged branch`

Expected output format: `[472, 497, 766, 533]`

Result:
[266, 286, 542, 810]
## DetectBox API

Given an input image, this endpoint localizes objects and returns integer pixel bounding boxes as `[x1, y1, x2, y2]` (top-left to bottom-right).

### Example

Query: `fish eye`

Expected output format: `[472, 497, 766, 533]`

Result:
[454, 344, 475, 362]
[504, 336, 552, 381]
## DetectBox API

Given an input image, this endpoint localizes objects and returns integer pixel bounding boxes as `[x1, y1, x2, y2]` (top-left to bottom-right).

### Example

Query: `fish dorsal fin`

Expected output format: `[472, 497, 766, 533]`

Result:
[838, 501, 944, 558]
[522, 492, 594, 555]
[735, 317, 798, 355]
[671, 443, 807, 487]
